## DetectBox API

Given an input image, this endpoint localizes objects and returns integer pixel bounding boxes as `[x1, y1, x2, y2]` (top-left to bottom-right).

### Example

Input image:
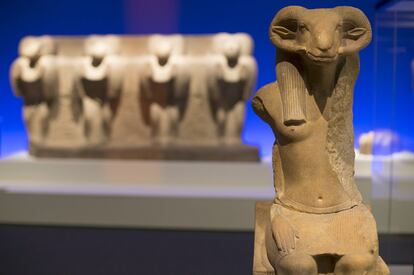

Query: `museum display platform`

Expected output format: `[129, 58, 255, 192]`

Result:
[0, 152, 413, 274]
[30, 144, 260, 162]
[0, 151, 413, 232]
[0, 152, 273, 230]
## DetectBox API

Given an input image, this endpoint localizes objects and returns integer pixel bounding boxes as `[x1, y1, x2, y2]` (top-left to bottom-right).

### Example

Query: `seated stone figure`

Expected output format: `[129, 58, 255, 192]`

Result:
[10, 36, 57, 145]
[80, 35, 122, 145]
[209, 33, 257, 145]
[252, 6, 389, 275]
[140, 35, 189, 144]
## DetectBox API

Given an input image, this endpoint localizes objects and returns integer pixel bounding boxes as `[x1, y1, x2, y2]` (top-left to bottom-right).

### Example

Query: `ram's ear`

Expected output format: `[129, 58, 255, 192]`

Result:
[269, 6, 305, 52]
[271, 21, 297, 40]
[335, 6, 372, 54]
[344, 26, 367, 40]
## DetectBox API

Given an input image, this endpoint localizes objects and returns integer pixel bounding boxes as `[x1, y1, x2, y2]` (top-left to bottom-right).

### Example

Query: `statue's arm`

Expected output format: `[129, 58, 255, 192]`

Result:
[271, 206, 298, 255]
[252, 95, 269, 122]
[10, 59, 22, 96]
[206, 56, 221, 103]
[41, 55, 58, 100]
[173, 58, 190, 100]
[252, 83, 279, 128]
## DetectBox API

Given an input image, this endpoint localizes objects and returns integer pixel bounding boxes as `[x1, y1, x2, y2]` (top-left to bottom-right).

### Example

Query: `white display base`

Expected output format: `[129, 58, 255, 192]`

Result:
[0, 151, 413, 233]
[356, 151, 414, 234]
[0, 152, 273, 231]
[389, 265, 413, 275]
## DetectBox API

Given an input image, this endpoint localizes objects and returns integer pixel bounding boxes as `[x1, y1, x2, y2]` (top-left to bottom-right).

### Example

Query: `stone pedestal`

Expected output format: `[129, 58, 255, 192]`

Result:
[29, 143, 259, 161]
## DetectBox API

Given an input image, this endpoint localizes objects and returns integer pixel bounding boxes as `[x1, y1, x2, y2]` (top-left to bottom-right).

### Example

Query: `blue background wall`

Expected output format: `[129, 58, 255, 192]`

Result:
[1, 0, 407, 157]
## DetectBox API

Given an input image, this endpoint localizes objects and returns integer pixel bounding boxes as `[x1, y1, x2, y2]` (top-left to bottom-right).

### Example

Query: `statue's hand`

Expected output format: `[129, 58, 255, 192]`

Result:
[271, 211, 298, 254]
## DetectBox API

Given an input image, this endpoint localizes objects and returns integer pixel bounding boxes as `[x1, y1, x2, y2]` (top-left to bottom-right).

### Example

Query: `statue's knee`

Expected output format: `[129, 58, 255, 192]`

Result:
[234, 101, 245, 114]
[150, 104, 160, 121]
[278, 253, 317, 275]
[335, 254, 376, 274]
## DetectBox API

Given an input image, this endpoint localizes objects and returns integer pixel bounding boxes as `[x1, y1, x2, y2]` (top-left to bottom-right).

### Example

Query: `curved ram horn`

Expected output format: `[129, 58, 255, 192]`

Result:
[335, 6, 372, 55]
[269, 6, 306, 52]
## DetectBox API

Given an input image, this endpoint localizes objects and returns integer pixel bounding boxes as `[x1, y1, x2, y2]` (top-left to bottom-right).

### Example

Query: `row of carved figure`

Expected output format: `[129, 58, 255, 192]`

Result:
[11, 34, 257, 149]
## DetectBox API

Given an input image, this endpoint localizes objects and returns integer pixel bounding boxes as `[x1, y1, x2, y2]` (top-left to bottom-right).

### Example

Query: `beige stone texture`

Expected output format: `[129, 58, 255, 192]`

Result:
[11, 34, 259, 160]
[10, 36, 57, 146]
[252, 6, 389, 274]
[208, 33, 257, 145]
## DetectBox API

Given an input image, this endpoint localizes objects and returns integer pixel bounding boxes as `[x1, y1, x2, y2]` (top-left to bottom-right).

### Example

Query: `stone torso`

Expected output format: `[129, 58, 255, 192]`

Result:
[144, 57, 176, 108]
[216, 78, 246, 111]
[17, 58, 45, 105]
[214, 58, 249, 110]
[147, 78, 176, 108]
[81, 58, 109, 102]
[254, 82, 357, 213]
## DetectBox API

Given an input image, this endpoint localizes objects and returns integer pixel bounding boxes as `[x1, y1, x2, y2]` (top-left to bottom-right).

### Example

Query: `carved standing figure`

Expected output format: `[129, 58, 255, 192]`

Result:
[80, 35, 122, 145]
[141, 35, 189, 144]
[10, 36, 57, 145]
[252, 6, 389, 275]
[209, 34, 257, 144]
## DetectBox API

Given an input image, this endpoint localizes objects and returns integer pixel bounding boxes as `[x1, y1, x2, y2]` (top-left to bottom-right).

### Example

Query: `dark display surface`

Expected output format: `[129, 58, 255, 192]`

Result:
[0, 225, 412, 274]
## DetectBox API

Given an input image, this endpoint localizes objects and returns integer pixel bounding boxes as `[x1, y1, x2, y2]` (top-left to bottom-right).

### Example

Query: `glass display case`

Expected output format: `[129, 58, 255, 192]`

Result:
[0, 0, 413, 273]
[370, 0, 414, 236]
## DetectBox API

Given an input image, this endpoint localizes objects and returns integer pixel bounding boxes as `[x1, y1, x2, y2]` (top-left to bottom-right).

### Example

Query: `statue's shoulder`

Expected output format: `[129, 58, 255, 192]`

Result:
[11, 57, 27, 71]
[255, 81, 279, 98]
[252, 82, 281, 124]
[240, 55, 257, 67]
[253, 82, 280, 109]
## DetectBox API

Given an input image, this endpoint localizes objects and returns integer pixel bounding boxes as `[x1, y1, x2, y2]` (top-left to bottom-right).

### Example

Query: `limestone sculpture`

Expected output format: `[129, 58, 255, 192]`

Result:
[80, 35, 122, 145]
[10, 36, 57, 145]
[140, 35, 189, 144]
[209, 33, 257, 145]
[252, 6, 389, 274]
[11, 34, 259, 161]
